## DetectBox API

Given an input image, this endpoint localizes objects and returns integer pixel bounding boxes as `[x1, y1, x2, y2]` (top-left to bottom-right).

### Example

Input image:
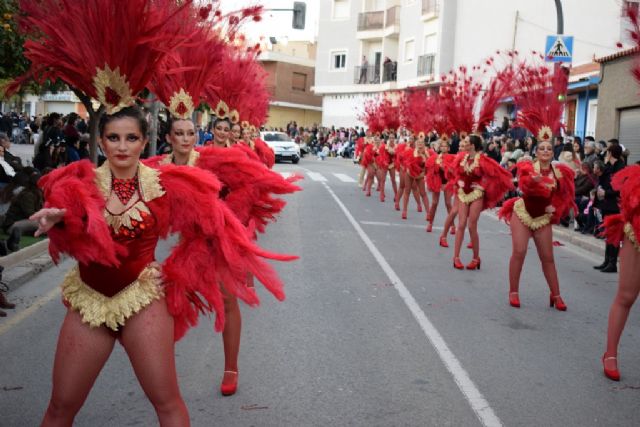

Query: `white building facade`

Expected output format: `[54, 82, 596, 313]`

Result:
[315, 0, 626, 128]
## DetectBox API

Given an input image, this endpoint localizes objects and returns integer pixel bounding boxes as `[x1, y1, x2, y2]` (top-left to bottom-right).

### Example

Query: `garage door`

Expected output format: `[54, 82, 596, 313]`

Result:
[619, 107, 640, 164]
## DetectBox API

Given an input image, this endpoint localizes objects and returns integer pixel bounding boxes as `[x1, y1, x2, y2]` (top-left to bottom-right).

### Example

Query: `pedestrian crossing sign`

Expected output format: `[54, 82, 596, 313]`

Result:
[545, 35, 573, 63]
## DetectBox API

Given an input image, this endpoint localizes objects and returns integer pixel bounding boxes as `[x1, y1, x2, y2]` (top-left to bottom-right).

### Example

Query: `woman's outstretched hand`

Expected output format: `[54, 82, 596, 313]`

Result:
[29, 208, 67, 237]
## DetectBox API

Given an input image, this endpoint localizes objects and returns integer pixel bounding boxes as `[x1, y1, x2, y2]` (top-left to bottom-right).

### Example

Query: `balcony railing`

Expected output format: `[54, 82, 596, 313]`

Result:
[382, 61, 397, 82]
[386, 6, 400, 27]
[417, 54, 436, 77]
[358, 11, 384, 31]
[354, 62, 397, 84]
[354, 65, 379, 84]
[422, 0, 439, 16]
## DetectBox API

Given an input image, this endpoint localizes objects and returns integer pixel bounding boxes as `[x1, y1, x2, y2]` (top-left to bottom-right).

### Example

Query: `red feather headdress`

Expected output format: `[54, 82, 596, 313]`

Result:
[10, 0, 196, 113]
[149, 27, 227, 119]
[510, 54, 568, 141]
[377, 96, 401, 133]
[360, 98, 385, 134]
[202, 45, 270, 126]
[399, 89, 437, 137]
[623, 3, 640, 85]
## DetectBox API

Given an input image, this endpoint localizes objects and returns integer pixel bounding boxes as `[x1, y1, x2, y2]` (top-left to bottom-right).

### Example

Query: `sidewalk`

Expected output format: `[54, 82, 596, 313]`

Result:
[551, 224, 605, 257]
[1, 239, 54, 291]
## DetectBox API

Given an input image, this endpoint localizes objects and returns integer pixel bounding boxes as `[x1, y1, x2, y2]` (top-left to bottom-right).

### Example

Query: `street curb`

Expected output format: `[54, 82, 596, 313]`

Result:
[2, 239, 49, 269]
[1, 240, 55, 292]
[551, 225, 605, 257]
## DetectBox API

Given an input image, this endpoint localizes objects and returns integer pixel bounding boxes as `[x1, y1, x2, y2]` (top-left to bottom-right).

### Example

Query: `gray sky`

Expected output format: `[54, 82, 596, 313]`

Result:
[224, 0, 319, 43]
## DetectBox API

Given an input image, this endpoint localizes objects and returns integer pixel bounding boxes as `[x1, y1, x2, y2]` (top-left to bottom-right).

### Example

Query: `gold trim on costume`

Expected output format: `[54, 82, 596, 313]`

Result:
[105, 200, 151, 231]
[62, 265, 164, 331]
[160, 150, 200, 167]
[537, 126, 553, 142]
[93, 65, 135, 114]
[513, 198, 551, 231]
[461, 153, 481, 174]
[533, 160, 562, 181]
[624, 222, 639, 252]
[457, 187, 484, 204]
[168, 88, 195, 120]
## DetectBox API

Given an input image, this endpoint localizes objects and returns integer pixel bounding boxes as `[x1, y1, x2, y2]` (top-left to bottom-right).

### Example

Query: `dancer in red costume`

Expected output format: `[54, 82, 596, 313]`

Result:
[374, 133, 392, 202]
[601, 4, 640, 381]
[362, 133, 381, 198]
[355, 130, 370, 187]
[451, 134, 513, 269]
[439, 64, 513, 268]
[426, 136, 456, 233]
[12, 2, 288, 424]
[497, 57, 572, 309]
[400, 132, 432, 220]
[383, 131, 399, 203]
[601, 165, 640, 380]
[149, 34, 298, 397]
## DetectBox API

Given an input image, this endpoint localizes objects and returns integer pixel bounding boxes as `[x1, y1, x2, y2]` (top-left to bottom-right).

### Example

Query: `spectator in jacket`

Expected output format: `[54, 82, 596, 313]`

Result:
[583, 137, 598, 165]
[593, 145, 626, 273]
[1, 169, 43, 252]
[575, 162, 597, 232]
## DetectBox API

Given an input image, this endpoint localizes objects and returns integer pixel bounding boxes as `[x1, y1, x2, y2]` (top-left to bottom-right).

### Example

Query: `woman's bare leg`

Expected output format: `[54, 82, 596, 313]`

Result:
[41, 310, 116, 427]
[454, 202, 470, 259]
[509, 215, 533, 294]
[531, 224, 560, 297]
[467, 199, 483, 259]
[605, 240, 640, 372]
[121, 298, 190, 427]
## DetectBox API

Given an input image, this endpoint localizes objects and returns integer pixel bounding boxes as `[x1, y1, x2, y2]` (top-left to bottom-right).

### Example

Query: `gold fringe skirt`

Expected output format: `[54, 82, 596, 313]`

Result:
[624, 222, 640, 252]
[458, 188, 484, 204]
[61, 264, 164, 331]
[513, 198, 551, 231]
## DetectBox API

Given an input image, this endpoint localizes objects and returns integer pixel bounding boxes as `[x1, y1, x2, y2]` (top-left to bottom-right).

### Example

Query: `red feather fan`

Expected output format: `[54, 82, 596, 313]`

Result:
[399, 89, 436, 135]
[360, 98, 385, 134]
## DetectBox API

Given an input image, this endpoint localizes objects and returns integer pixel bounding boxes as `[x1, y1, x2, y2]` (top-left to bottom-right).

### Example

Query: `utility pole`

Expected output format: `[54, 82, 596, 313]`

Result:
[554, 0, 564, 34]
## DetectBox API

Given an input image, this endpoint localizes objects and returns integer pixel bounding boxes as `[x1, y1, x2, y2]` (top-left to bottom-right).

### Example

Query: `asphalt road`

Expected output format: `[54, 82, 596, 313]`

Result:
[1, 156, 639, 426]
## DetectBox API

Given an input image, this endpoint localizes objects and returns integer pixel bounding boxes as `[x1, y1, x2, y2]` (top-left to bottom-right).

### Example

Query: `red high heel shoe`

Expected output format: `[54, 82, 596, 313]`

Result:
[417, 204, 423, 213]
[366, 190, 371, 197]
[466, 242, 473, 249]
[466, 258, 481, 270]
[453, 257, 464, 269]
[401, 211, 407, 220]
[439, 236, 449, 247]
[426, 222, 433, 232]
[394, 202, 400, 211]
[450, 226, 456, 235]
[549, 294, 567, 311]
[220, 370, 238, 396]
[602, 354, 621, 381]
[509, 292, 520, 308]
[380, 194, 385, 202]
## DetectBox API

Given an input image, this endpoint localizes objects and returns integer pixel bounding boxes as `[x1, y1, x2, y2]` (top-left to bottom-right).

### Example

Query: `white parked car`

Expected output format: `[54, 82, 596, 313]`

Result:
[259, 131, 300, 164]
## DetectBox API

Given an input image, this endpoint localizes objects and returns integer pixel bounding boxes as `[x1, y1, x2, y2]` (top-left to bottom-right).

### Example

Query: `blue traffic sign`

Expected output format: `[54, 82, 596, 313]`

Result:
[545, 35, 573, 63]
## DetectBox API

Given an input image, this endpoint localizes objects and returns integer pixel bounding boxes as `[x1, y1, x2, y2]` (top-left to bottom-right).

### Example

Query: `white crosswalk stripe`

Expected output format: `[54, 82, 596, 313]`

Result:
[306, 172, 328, 182]
[332, 173, 357, 183]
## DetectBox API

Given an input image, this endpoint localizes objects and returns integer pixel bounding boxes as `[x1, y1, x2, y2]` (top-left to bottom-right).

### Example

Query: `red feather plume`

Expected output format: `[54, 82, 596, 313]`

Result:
[10, 0, 195, 112]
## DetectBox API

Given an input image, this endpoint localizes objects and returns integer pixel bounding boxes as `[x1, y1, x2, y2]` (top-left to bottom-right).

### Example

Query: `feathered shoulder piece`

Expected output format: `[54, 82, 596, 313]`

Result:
[550, 162, 577, 222]
[38, 160, 123, 267]
[155, 163, 294, 339]
[511, 53, 568, 142]
[612, 165, 640, 219]
[623, 4, 640, 84]
[479, 154, 515, 209]
[11, 0, 195, 113]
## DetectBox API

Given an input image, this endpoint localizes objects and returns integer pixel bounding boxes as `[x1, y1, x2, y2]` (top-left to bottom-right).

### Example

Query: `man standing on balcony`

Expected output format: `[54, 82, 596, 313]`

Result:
[359, 56, 369, 84]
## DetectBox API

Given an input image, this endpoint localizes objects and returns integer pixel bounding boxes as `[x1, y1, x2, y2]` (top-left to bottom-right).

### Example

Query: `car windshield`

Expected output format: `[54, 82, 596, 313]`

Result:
[263, 133, 290, 142]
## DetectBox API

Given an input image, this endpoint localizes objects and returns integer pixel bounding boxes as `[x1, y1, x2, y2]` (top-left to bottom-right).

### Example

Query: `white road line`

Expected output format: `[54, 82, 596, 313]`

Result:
[0, 286, 60, 337]
[322, 182, 502, 427]
[280, 172, 294, 180]
[307, 172, 328, 182]
[333, 173, 357, 183]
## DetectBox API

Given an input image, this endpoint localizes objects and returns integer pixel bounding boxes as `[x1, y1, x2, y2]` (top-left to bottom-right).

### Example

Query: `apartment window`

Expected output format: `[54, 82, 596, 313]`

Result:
[404, 39, 415, 63]
[333, 0, 349, 19]
[292, 72, 307, 91]
[331, 51, 347, 70]
[424, 33, 437, 54]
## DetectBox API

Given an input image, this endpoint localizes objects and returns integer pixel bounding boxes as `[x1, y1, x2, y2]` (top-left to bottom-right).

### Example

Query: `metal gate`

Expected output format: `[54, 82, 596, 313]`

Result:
[618, 107, 640, 164]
